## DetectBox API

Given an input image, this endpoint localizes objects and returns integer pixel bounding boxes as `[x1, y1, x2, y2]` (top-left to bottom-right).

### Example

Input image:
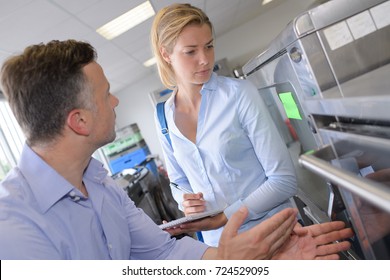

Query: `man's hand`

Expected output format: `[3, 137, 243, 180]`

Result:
[211, 207, 297, 260]
[271, 221, 354, 260]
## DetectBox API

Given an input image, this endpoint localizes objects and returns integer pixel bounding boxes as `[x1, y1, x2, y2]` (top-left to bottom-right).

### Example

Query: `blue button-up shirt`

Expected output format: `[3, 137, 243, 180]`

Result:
[155, 73, 297, 246]
[0, 144, 208, 259]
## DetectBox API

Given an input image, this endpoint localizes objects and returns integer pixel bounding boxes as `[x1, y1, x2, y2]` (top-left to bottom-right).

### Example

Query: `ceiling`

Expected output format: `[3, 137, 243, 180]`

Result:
[0, 0, 301, 94]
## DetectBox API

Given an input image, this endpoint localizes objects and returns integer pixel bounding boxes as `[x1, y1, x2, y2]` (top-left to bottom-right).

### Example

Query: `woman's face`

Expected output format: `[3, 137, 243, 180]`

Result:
[164, 23, 215, 88]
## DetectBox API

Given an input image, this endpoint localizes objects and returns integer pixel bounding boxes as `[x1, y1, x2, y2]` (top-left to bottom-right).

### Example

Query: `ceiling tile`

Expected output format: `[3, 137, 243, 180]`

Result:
[0, 0, 71, 51]
[96, 42, 137, 73]
[131, 46, 153, 63]
[151, 0, 205, 12]
[111, 17, 153, 53]
[0, 0, 34, 21]
[205, 0, 233, 12]
[51, 0, 101, 14]
[35, 18, 93, 43]
[75, 0, 145, 29]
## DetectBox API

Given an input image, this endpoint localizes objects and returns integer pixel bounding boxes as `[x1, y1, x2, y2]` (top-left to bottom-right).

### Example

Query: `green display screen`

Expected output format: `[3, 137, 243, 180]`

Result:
[278, 92, 302, 120]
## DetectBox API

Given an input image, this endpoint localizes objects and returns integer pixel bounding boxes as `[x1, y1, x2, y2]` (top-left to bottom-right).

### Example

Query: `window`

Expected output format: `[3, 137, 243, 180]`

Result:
[0, 99, 25, 180]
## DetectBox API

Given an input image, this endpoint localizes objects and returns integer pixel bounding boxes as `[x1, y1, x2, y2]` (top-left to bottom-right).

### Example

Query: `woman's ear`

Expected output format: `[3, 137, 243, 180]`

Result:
[160, 47, 171, 64]
[66, 109, 90, 136]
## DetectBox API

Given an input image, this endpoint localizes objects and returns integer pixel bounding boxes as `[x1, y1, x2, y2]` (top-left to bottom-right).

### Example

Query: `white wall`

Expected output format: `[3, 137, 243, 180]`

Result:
[114, 70, 163, 159]
[114, 0, 318, 165]
[215, 0, 318, 70]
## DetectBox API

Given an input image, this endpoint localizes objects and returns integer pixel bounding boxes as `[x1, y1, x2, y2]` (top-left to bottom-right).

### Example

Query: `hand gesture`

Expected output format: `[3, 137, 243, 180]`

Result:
[215, 207, 297, 259]
[271, 221, 354, 260]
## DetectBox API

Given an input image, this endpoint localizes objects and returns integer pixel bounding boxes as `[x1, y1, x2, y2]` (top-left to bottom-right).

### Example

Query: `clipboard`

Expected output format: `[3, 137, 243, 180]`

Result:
[158, 208, 224, 230]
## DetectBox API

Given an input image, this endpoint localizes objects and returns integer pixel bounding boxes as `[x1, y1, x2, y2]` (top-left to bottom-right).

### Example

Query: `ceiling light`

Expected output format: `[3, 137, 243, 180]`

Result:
[96, 1, 155, 40]
[262, 0, 273, 5]
[143, 57, 156, 67]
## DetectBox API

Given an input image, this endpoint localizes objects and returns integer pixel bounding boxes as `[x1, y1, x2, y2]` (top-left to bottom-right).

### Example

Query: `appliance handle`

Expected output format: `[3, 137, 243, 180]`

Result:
[299, 153, 390, 213]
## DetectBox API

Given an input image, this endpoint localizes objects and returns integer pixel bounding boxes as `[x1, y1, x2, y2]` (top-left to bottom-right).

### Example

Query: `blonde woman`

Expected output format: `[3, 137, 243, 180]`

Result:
[151, 3, 297, 246]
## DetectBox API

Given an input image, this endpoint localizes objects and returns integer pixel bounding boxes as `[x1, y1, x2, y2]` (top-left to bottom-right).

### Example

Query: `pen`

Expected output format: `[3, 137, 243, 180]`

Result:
[169, 182, 194, 194]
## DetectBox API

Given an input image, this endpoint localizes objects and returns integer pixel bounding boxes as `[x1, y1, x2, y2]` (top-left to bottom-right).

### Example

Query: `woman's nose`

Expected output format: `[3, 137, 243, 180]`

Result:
[199, 50, 209, 65]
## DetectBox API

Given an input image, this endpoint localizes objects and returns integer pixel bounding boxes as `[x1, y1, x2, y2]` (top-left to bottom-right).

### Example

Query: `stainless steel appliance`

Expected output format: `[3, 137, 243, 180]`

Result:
[243, 0, 390, 259]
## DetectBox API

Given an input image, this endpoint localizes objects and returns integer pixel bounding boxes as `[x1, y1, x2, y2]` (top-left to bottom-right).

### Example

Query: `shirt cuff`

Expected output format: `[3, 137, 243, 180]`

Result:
[224, 200, 255, 225]
[172, 236, 209, 260]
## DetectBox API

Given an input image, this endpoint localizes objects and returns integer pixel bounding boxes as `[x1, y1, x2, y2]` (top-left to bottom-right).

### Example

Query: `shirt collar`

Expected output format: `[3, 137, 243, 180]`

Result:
[18, 144, 108, 213]
[166, 88, 177, 108]
[166, 72, 218, 109]
[201, 72, 218, 93]
[84, 157, 109, 184]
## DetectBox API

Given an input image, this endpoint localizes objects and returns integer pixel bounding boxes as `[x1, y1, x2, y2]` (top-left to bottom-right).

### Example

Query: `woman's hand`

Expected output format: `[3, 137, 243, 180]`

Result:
[182, 192, 206, 215]
[180, 212, 228, 232]
[162, 212, 228, 236]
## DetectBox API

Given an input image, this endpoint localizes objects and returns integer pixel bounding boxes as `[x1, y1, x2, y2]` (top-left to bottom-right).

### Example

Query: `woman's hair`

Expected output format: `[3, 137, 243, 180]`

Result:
[0, 39, 97, 145]
[150, 3, 213, 89]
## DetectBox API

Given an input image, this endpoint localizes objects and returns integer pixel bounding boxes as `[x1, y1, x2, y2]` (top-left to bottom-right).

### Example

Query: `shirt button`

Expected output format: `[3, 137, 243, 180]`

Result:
[69, 191, 76, 197]
[108, 243, 113, 250]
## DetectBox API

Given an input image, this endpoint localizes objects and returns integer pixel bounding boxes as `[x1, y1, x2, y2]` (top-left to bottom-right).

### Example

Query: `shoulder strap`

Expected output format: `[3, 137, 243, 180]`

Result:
[156, 101, 172, 146]
[156, 101, 203, 242]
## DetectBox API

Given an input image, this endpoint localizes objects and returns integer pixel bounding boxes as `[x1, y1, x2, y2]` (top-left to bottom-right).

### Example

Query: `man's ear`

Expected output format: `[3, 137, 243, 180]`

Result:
[66, 109, 90, 136]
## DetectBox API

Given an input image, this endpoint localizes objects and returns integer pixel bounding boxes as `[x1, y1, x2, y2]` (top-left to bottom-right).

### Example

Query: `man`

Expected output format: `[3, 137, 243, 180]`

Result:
[0, 40, 352, 259]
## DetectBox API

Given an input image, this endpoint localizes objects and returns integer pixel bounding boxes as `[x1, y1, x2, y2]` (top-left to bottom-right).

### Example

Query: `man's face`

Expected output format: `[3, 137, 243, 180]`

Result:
[83, 62, 119, 148]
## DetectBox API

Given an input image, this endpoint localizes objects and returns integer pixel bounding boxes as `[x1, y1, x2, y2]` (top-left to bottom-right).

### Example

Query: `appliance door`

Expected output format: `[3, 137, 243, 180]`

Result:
[300, 127, 390, 260]
[246, 51, 323, 152]
[245, 52, 335, 224]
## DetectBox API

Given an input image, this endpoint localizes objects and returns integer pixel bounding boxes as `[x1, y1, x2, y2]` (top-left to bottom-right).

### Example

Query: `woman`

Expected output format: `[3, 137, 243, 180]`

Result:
[151, 3, 297, 246]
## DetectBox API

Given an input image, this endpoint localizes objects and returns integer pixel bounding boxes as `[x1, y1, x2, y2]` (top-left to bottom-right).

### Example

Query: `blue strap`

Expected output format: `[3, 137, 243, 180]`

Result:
[156, 101, 171, 146]
[156, 101, 204, 243]
[196, 231, 204, 242]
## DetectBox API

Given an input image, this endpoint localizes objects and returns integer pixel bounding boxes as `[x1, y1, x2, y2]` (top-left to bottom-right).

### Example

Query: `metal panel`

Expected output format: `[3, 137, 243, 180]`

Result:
[243, 0, 390, 259]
